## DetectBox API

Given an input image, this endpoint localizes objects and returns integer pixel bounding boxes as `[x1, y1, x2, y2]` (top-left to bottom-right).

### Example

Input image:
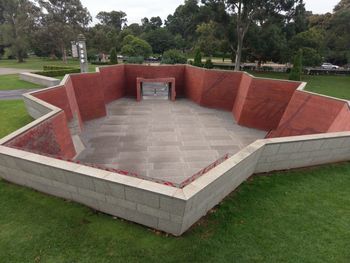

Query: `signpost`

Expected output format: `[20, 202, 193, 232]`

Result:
[71, 34, 88, 73]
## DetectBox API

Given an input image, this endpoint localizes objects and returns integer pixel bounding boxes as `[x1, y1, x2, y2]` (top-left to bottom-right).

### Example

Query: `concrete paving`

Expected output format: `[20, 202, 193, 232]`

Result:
[0, 67, 37, 75]
[76, 98, 267, 184]
[0, 89, 38, 100]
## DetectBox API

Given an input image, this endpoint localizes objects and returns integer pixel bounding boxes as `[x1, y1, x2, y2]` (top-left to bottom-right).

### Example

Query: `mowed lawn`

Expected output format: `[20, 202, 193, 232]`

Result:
[251, 71, 350, 100]
[0, 100, 33, 138]
[0, 74, 42, 90]
[0, 57, 96, 72]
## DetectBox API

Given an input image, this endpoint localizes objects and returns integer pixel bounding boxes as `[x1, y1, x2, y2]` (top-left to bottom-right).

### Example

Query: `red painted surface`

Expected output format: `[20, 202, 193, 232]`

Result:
[328, 104, 350, 132]
[125, 65, 185, 97]
[5, 112, 76, 159]
[136, 77, 176, 101]
[236, 78, 300, 131]
[9, 64, 350, 176]
[184, 66, 205, 104]
[268, 91, 347, 137]
[232, 73, 252, 121]
[99, 65, 126, 103]
[34, 86, 73, 120]
[200, 70, 242, 111]
[70, 73, 107, 121]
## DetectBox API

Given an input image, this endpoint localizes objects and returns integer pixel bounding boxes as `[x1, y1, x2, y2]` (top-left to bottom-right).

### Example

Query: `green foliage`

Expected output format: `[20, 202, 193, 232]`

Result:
[193, 49, 203, 67]
[161, 49, 187, 64]
[289, 49, 303, 81]
[121, 35, 152, 58]
[125, 56, 144, 64]
[142, 28, 175, 54]
[0, 74, 42, 90]
[35, 68, 80, 77]
[204, 59, 214, 69]
[43, 65, 77, 71]
[301, 47, 322, 67]
[110, 48, 118, 64]
[0, 0, 39, 62]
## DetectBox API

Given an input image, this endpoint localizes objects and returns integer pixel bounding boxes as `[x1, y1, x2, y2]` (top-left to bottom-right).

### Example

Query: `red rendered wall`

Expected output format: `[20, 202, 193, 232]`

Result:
[34, 86, 73, 121]
[268, 91, 347, 137]
[328, 104, 350, 132]
[236, 78, 300, 131]
[99, 65, 126, 103]
[201, 70, 242, 110]
[70, 73, 107, 121]
[184, 66, 205, 104]
[124, 65, 185, 97]
[232, 73, 252, 121]
[5, 112, 76, 159]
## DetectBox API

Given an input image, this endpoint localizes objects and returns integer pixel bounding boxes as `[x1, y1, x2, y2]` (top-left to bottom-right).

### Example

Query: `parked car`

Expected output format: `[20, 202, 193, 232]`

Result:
[321, 63, 339, 70]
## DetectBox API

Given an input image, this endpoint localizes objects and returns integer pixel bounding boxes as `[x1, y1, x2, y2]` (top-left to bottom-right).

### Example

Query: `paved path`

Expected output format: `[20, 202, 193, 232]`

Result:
[0, 67, 37, 75]
[77, 98, 267, 185]
[0, 89, 38, 100]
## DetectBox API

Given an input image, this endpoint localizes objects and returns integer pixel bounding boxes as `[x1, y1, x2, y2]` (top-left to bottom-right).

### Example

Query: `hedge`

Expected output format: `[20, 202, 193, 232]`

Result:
[34, 68, 81, 77]
[43, 65, 79, 71]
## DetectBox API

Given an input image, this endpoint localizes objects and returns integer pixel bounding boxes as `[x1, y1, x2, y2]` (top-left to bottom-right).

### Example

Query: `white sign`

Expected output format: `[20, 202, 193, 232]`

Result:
[72, 44, 78, 58]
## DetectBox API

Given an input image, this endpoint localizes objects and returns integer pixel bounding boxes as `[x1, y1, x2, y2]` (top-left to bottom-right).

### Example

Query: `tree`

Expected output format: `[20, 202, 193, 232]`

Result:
[289, 49, 303, 81]
[196, 21, 222, 57]
[225, 0, 298, 71]
[161, 49, 187, 64]
[142, 28, 175, 54]
[0, 0, 39, 62]
[120, 35, 152, 58]
[96, 11, 127, 32]
[193, 49, 202, 67]
[110, 48, 118, 64]
[38, 0, 91, 63]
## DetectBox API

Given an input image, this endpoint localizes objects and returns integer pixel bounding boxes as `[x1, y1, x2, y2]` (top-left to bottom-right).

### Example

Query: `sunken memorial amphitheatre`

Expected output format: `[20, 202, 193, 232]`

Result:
[0, 64, 350, 235]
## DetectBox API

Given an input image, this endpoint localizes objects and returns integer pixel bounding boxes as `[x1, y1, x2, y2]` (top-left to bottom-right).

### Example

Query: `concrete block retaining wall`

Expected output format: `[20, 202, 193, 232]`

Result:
[0, 65, 349, 235]
[20, 72, 60, 87]
[0, 132, 349, 235]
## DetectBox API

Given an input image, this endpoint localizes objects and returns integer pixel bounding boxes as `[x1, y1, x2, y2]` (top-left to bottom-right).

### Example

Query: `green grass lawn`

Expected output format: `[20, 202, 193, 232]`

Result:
[0, 100, 33, 138]
[0, 74, 42, 90]
[0, 57, 96, 72]
[251, 71, 350, 100]
[0, 163, 349, 262]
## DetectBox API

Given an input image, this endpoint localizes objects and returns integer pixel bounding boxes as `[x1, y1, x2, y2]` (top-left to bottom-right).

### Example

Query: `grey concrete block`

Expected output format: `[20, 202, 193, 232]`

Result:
[93, 179, 125, 199]
[106, 195, 137, 210]
[158, 218, 182, 236]
[77, 187, 106, 202]
[124, 208, 159, 229]
[159, 196, 186, 216]
[137, 204, 170, 220]
[125, 186, 160, 208]
[66, 172, 95, 190]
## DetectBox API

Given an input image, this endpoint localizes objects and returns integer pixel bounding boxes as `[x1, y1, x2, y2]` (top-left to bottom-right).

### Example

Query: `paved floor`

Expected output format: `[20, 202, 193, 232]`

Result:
[76, 98, 267, 185]
[0, 89, 38, 100]
[0, 68, 37, 76]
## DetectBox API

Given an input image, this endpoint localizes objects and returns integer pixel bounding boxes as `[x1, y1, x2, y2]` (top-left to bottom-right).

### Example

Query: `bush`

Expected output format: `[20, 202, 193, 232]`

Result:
[125, 56, 144, 64]
[161, 49, 187, 64]
[110, 48, 118, 64]
[91, 61, 112, 65]
[193, 49, 203, 67]
[35, 68, 81, 77]
[43, 65, 77, 71]
[301, 47, 322, 67]
[204, 59, 214, 69]
[289, 49, 303, 81]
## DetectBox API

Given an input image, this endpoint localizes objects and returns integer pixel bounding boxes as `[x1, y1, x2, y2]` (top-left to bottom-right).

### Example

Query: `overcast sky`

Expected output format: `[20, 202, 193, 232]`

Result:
[80, 0, 340, 25]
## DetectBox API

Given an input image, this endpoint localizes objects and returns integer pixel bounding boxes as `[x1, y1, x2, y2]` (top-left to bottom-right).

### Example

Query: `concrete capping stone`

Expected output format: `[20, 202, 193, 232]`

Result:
[20, 72, 60, 87]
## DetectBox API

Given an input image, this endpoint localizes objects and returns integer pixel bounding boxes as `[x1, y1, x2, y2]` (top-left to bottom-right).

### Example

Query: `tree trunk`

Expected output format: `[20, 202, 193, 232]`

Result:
[17, 50, 24, 63]
[61, 45, 67, 64]
[234, 33, 243, 71]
